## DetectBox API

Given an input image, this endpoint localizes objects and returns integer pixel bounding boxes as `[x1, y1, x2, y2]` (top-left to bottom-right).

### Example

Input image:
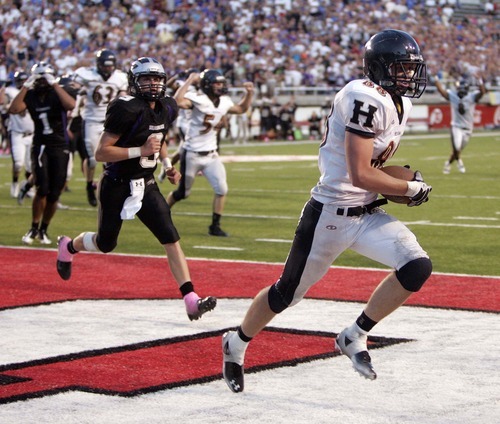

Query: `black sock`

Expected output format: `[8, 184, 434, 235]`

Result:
[67, 241, 78, 254]
[31, 222, 39, 231]
[237, 326, 252, 342]
[356, 311, 378, 332]
[212, 213, 221, 226]
[179, 281, 194, 297]
[39, 222, 48, 233]
[86, 181, 94, 189]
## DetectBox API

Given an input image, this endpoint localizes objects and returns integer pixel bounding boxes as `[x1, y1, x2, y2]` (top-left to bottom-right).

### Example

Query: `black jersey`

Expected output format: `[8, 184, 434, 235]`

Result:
[103, 95, 178, 180]
[24, 89, 71, 148]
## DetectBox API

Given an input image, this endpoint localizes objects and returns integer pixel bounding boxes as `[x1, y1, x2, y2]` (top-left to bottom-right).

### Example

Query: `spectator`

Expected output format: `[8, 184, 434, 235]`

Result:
[278, 98, 296, 140]
[308, 110, 322, 140]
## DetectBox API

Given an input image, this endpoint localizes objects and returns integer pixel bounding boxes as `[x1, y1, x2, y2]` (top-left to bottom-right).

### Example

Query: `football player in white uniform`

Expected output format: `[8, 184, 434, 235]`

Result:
[435, 76, 486, 174]
[222, 30, 433, 392]
[0, 71, 34, 198]
[73, 49, 128, 206]
[166, 69, 254, 236]
[158, 68, 199, 182]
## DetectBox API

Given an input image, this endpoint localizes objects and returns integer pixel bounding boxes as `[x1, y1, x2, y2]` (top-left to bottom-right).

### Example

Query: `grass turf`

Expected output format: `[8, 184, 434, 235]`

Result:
[0, 130, 498, 276]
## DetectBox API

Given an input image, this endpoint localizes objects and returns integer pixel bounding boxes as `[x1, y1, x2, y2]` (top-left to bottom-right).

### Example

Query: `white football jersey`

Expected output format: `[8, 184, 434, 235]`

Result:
[183, 91, 234, 152]
[73, 67, 128, 122]
[311, 79, 412, 206]
[175, 80, 195, 134]
[447, 89, 480, 131]
[2, 85, 34, 133]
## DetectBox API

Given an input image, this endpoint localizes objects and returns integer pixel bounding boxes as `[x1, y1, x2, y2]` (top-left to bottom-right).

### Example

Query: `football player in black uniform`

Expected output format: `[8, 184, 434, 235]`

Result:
[56, 57, 216, 321]
[8, 62, 76, 245]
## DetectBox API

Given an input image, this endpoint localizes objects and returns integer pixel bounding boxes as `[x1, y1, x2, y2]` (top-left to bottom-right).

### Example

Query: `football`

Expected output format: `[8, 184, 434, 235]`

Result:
[380, 165, 415, 204]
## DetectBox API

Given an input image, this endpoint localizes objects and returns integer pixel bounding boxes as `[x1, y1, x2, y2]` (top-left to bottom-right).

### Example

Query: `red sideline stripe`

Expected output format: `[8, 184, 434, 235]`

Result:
[0, 247, 498, 312]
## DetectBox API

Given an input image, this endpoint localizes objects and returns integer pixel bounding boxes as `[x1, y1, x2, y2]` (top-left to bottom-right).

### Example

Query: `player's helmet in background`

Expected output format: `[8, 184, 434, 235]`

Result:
[57, 74, 79, 98]
[30, 61, 56, 92]
[179, 67, 200, 80]
[363, 29, 427, 98]
[13, 70, 28, 89]
[456, 78, 470, 98]
[200, 69, 228, 97]
[96, 49, 117, 80]
[128, 57, 167, 101]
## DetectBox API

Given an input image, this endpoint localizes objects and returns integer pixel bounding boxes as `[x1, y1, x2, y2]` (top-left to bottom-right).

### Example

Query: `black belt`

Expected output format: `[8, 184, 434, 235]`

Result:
[310, 197, 387, 217]
[335, 198, 388, 217]
[193, 150, 216, 156]
[336, 206, 366, 217]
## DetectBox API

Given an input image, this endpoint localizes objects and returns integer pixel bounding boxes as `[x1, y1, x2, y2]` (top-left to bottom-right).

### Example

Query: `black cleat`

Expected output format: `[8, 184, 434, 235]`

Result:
[87, 185, 97, 207]
[208, 225, 228, 237]
[222, 331, 244, 393]
[56, 236, 73, 280]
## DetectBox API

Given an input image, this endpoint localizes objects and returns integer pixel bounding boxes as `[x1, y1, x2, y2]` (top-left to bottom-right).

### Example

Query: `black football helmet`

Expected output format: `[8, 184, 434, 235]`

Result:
[13, 70, 28, 89]
[363, 29, 427, 98]
[57, 74, 80, 98]
[200, 69, 228, 97]
[128, 57, 167, 101]
[30, 62, 56, 92]
[179, 67, 200, 80]
[96, 49, 117, 80]
[456, 78, 470, 98]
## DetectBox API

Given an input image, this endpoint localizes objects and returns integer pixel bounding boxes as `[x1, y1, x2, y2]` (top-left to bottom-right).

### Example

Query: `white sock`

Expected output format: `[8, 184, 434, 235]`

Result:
[227, 332, 249, 365]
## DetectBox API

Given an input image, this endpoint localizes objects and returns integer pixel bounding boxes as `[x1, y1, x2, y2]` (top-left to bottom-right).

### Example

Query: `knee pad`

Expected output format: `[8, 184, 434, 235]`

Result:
[268, 283, 290, 314]
[396, 257, 432, 292]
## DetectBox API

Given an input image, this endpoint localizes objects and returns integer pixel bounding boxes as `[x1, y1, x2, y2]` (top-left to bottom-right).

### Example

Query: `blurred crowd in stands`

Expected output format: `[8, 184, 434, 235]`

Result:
[1, 0, 498, 95]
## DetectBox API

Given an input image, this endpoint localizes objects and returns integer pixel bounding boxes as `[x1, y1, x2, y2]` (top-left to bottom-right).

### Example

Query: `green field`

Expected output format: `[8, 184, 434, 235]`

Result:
[1, 130, 499, 276]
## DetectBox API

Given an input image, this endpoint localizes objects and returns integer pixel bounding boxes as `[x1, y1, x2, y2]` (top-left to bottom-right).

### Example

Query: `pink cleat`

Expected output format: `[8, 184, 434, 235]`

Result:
[184, 292, 217, 321]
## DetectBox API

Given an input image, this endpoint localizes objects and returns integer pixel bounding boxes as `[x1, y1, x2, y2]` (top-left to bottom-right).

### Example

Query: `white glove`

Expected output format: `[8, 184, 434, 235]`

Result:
[406, 171, 432, 207]
[23, 74, 40, 89]
[43, 73, 56, 86]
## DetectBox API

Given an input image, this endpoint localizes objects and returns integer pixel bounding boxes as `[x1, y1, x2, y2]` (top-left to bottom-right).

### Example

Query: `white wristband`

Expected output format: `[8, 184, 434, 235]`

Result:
[162, 157, 172, 170]
[128, 147, 141, 159]
[405, 181, 421, 197]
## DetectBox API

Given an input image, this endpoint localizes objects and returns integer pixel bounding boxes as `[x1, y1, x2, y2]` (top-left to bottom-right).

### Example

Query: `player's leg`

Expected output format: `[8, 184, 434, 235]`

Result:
[456, 130, 470, 173]
[9, 132, 23, 197]
[336, 212, 432, 380]
[443, 126, 461, 174]
[22, 146, 48, 244]
[166, 149, 196, 207]
[140, 184, 217, 320]
[223, 198, 344, 392]
[56, 176, 127, 280]
[37, 147, 69, 244]
[83, 121, 102, 206]
[203, 155, 229, 236]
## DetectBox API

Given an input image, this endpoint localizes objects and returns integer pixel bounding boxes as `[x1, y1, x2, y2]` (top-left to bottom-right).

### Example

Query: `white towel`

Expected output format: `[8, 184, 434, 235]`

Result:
[120, 178, 145, 220]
